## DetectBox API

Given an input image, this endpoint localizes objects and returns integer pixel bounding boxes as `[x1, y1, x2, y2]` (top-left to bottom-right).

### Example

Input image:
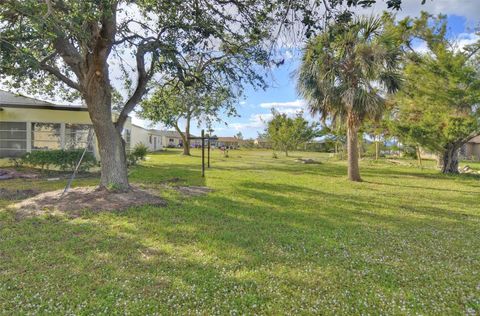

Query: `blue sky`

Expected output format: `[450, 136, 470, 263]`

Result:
[140, 0, 479, 139]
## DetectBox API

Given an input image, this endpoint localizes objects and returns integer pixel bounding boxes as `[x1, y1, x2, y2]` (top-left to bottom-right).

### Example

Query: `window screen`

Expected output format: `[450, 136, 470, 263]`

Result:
[31, 123, 61, 150]
[65, 124, 93, 151]
[0, 122, 27, 157]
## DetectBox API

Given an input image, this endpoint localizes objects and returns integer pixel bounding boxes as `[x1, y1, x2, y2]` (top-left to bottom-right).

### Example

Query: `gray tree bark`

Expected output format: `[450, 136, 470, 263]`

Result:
[347, 113, 362, 182]
[85, 81, 129, 191]
[438, 145, 459, 174]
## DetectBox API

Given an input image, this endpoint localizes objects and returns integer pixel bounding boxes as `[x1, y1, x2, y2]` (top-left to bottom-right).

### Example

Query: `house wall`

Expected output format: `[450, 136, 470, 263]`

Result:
[0, 107, 132, 159]
[162, 135, 182, 147]
[464, 143, 480, 160]
[131, 125, 151, 150]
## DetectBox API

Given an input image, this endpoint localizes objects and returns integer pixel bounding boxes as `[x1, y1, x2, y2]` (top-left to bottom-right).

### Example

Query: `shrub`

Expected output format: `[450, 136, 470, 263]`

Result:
[127, 143, 149, 166]
[22, 150, 97, 172]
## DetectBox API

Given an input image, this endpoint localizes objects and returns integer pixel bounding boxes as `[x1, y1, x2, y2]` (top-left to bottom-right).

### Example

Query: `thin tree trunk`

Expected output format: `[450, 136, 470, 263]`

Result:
[86, 85, 129, 192]
[375, 137, 379, 160]
[416, 146, 423, 168]
[347, 113, 362, 182]
[173, 121, 190, 156]
[285, 149, 289, 157]
[183, 114, 191, 155]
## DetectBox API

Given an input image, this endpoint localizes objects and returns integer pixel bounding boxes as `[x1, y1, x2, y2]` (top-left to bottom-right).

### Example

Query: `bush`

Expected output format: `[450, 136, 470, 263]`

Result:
[127, 143, 149, 166]
[22, 150, 97, 172]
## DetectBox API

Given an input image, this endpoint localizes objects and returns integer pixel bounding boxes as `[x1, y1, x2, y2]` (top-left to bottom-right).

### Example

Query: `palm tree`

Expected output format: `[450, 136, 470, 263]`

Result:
[297, 15, 402, 181]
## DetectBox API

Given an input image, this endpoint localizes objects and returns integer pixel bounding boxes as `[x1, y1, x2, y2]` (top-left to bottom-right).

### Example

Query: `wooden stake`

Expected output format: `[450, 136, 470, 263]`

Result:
[201, 129, 205, 177]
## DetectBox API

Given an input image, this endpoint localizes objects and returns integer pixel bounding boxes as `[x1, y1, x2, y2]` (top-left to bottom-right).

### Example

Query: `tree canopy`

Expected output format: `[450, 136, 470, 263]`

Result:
[265, 110, 320, 156]
[392, 15, 480, 173]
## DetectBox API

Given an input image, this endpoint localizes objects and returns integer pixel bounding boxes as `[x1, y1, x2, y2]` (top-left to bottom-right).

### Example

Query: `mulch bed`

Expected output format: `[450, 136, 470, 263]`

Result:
[0, 168, 39, 180]
[12, 186, 166, 218]
[0, 188, 39, 200]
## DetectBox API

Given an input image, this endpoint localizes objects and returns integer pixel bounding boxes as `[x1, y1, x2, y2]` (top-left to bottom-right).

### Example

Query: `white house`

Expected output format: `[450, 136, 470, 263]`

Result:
[0, 90, 197, 159]
[0, 90, 134, 159]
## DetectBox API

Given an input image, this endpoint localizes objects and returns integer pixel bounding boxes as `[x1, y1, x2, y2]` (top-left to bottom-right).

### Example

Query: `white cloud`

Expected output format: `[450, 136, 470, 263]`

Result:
[260, 99, 305, 109]
[230, 113, 273, 131]
[355, 0, 480, 24]
[455, 32, 480, 51]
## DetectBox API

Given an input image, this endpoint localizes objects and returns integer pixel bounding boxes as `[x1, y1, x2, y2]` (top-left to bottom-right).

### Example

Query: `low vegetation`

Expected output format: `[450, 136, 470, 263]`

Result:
[0, 149, 478, 314]
[19, 149, 97, 172]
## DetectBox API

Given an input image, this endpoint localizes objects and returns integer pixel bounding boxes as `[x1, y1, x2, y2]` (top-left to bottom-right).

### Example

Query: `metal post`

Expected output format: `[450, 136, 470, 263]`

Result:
[201, 129, 205, 177]
[207, 136, 211, 168]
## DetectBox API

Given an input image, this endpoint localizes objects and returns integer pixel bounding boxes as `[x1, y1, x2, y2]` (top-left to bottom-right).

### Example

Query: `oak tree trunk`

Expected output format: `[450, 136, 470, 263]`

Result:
[347, 113, 362, 182]
[438, 145, 459, 174]
[85, 83, 129, 191]
[375, 138, 380, 160]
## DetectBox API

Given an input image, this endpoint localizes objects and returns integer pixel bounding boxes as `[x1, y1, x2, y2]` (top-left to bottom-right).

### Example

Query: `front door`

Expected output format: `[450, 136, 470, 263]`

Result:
[153, 137, 157, 150]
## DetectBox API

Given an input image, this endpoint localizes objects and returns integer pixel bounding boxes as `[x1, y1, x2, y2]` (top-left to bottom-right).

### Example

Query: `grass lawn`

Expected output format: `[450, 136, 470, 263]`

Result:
[0, 149, 479, 314]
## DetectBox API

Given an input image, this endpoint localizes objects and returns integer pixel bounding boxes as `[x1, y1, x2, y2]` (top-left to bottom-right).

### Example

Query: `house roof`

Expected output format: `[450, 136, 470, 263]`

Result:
[218, 137, 241, 142]
[132, 125, 195, 138]
[468, 135, 480, 144]
[0, 90, 87, 111]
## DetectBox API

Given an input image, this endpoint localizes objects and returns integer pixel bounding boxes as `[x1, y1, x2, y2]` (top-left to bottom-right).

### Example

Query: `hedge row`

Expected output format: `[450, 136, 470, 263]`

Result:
[20, 149, 97, 172]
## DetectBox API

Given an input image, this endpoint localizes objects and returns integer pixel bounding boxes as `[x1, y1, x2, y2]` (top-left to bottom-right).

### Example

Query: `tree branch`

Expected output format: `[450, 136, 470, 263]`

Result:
[115, 43, 156, 131]
[39, 63, 81, 91]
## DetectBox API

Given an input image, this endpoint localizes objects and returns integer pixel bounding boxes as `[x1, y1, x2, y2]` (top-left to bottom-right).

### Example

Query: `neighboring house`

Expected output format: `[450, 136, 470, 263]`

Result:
[213, 137, 243, 149]
[161, 130, 184, 148]
[131, 124, 164, 152]
[254, 137, 272, 149]
[0, 90, 199, 158]
[0, 90, 135, 159]
[461, 136, 480, 161]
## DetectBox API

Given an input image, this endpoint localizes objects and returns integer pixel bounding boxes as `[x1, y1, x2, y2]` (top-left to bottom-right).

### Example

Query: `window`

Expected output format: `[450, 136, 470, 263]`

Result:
[0, 122, 27, 157]
[31, 123, 61, 150]
[65, 124, 93, 151]
[169, 138, 174, 143]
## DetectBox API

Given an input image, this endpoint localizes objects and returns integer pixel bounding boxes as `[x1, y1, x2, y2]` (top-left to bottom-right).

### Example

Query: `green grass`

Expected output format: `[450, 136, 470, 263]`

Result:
[0, 149, 479, 314]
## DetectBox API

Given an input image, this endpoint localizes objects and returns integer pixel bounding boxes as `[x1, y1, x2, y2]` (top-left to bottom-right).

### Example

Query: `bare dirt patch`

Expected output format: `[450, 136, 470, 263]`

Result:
[294, 158, 321, 164]
[173, 186, 212, 197]
[11, 186, 166, 218]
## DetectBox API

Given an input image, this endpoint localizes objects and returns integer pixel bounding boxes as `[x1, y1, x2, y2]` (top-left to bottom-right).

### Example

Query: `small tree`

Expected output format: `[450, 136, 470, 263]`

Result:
[392, 14, 480, 173]
[141, 82, 236, 156]
[265, 110, 319, 156]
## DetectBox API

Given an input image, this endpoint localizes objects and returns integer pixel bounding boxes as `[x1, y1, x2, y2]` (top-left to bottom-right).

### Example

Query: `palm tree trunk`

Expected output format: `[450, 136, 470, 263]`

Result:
[347, 113, 362, 182]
